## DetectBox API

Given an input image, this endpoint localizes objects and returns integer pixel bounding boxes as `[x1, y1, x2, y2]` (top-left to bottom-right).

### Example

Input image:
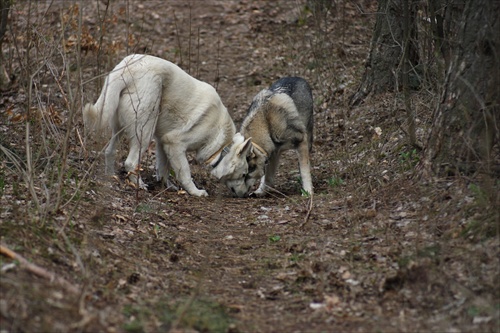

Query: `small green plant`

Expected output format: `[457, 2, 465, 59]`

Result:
[122, 304, 150, 333]
[297, 4, 311, 27]
[466, 305, 481, 317]
[269, 235, 281, 243]
[135, 203, 154, 213]
[163, 298, 233, 332]
[399, 148, 419, 170]
[461, 183, 498, 240]
[123, 320, 143, 333]
[153, 223, 160, 238]
[296, 173, 312, 197]
[184, 300, 230, 332]
[328, 176, 345, 188]
[468, 183, 488, 206]
[417, 244, 441, 260]
[397, 255, 412, 269]
[290, 253, 305, 263]
[123, 297, 235, 332]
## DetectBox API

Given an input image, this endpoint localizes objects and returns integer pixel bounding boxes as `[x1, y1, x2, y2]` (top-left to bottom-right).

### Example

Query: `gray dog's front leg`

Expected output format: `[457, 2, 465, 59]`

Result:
[297, 141, 313, 195]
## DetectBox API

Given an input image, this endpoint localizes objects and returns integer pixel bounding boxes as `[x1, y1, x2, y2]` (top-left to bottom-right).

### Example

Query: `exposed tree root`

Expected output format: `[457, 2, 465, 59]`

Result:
[0, 243, 80, 295]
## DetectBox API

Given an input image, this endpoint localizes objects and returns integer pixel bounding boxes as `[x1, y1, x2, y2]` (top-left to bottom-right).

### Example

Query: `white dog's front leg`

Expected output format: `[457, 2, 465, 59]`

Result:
[165, 145, 208, 197]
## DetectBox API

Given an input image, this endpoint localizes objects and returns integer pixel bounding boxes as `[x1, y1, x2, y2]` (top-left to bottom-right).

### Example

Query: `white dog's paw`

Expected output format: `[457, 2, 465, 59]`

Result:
[190, 189, 208, 197]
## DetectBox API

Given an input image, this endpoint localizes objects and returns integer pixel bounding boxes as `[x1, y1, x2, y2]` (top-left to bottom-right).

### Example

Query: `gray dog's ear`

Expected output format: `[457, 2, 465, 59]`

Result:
[238, 137, 252, 158]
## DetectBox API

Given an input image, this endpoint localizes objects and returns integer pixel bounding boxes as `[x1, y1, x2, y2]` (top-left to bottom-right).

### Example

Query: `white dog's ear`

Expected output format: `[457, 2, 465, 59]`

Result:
[211, 164, 225, 179]
[238, 137, 252, 158]
[211, 134, 251, 180]
[211, 161, 226, 179]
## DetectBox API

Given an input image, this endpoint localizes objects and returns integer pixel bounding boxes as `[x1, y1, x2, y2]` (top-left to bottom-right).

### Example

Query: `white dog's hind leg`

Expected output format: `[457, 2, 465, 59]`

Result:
[104, 117, 120, 175]
[104, 136, 117, 175]
[119, 84, 162, 190]
[124, 139, 149, 190]
[122, 78, 162, 190]
[155, 141, 178, 190]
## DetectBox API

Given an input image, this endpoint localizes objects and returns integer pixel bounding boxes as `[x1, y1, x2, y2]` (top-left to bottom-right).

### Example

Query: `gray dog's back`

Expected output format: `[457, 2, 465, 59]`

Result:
[269, 77, 313, 149]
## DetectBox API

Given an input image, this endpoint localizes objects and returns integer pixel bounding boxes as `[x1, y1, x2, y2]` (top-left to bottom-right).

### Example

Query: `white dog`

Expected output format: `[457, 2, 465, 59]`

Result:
[83, 54, 252, 196]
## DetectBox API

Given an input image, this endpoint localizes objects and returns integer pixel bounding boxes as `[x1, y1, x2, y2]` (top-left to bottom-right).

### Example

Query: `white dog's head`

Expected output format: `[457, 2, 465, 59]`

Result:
[211, 133, 253, 197]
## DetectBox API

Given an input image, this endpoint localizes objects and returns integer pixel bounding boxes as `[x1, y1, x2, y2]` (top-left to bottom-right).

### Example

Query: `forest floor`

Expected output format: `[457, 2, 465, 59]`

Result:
[0, 1, 498, 332]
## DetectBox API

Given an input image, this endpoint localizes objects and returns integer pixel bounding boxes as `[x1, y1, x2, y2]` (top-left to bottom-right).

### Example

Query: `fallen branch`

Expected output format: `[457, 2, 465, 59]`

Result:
[299, 194, 314, 229]
[0, 243, 80, 295]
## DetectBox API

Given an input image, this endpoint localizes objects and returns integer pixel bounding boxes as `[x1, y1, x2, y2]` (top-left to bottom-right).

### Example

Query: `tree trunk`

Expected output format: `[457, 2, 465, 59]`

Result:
[0, 0, 10, 90]
[422, 0, 500, 177]
[349, 0, 419, 106]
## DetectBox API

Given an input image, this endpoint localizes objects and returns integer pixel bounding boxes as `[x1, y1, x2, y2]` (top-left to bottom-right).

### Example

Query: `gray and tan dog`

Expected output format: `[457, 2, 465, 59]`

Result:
[226, 77, 314, 197]
[84, 54, 252, 197]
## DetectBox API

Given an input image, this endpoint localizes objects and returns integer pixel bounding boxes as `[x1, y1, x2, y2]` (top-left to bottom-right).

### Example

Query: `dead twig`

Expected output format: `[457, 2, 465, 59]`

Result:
[299, 194, 314, 229]
[0, 243, 80, 295]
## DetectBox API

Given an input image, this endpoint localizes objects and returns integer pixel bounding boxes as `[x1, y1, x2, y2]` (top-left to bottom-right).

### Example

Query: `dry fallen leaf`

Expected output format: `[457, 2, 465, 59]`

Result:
[325, 294, 341, 310]
[113, 214, 127, 222]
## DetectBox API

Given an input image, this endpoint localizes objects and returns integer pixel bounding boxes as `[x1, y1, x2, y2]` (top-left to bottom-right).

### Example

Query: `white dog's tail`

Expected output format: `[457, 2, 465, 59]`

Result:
[83, 75, 125, 132]
[82, 103, 100, 131]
